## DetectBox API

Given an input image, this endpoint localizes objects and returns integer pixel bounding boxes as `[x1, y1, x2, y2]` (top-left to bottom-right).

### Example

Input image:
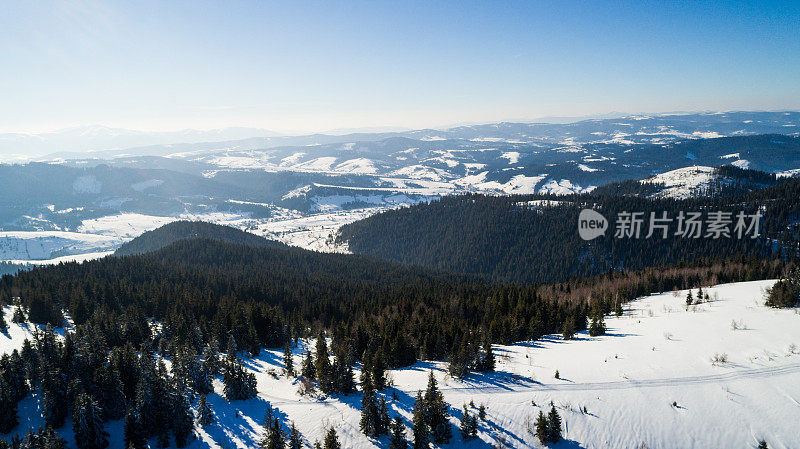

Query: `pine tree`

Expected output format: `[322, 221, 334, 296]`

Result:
[0, 309, 6, 333]
[534, 411, 548, 445]
[478, 404, 486, 420]
[197, 394, 215, 427]
[411, 392, 429, 449]
[686, 290, 694, 308]
[323, 426, 341, 449]
[388, 416, 407, 449]
[758, 440, 769, 449]
[172, 390, 194, 448]
[287, 422, 303, 449]
[0, 377, 19, 434]
[301, 348, 316, 380]
[283, 341, 295, 377]
[72, 393, 109, 449]
[547, 405, 562, 444]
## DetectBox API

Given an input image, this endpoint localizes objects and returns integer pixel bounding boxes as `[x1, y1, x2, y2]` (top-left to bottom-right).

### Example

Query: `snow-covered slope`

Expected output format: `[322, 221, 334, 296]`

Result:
[3, 279, 797, 448]
[642, 165, 716, 198]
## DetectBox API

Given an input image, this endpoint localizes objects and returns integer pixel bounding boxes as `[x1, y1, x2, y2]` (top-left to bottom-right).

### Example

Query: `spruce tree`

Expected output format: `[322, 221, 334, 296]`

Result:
[197, 394, 215, 427]
[195, 358, 214, 395]
[95, 365, 126, 420]
[360, 371, 379, 437]
[372, 351, 387, 390]
[204, 338, 221, 376]
[378, 396, 391, 435]
[0, 309, 6, 333]
[315, 333, 333, 393]
[589, 316, 606, 337]
[411, 392, 429, 449]
[11, 305, 25, 323]
[41, 365, 69, 428]
[223, 358, 258, 401]
[301, 349, 316, 380]
[534, 410, 548, 445]
[388, 416, 407, 449]
[460, 406, 478, 441]
[72, 393, 109, 449]
[226, 335, 238, 368]
[123, 410, 146, 449]
[260, 419, 285, 449]
[172, 391, 194, 448]
[323, 426, 341, 449]
[758, 440, 768, 449]
[0, 378, 19, 434]
[686, 290, 694, 308]
[283, 341, 295, 377]
[288, 422, 303, 449]
[423, 371, 452, 444]
[547, 405, 562, 444]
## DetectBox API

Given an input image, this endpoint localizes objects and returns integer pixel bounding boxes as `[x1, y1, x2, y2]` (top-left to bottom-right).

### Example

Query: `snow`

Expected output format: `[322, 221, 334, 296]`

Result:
[78, 213, 177, 238]
[334, 158, 378, 174]
[500, 152, 520, 164]
[0, 231, 121, 260]
[731, 159, 751, 169]
[538, 179, 594, 195]
[389, 165, 449, 181]
[131, 179, 164, 191]
[3, 280, 799, 448]
[776, 169, 800, 178]
[720, 153, 740, 159]
[72, 175, 101, 194]
[577, 164, 599, 172]
[643, 166, 715, 199]
[280, 152, 306, 166]
[291, 157, 338, 172]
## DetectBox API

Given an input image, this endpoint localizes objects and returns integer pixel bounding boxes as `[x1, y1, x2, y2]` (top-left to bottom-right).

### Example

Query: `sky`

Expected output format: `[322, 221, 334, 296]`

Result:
[1, 0, 799, 134]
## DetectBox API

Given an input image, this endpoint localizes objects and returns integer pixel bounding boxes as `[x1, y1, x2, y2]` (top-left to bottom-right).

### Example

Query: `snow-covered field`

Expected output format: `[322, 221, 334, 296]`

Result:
[2, 279, 798, 448]
[0, 206, 380, 263]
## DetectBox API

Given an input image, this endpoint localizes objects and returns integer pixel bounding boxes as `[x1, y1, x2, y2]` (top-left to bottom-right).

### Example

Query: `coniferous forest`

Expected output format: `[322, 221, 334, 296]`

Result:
[338, 175, 800, 284]
[0, 178, 797, 448]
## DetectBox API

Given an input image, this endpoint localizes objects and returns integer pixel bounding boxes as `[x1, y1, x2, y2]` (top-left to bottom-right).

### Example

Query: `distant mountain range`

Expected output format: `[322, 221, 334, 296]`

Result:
[0, 125, 282, 159]
[0, 111, 798, 262]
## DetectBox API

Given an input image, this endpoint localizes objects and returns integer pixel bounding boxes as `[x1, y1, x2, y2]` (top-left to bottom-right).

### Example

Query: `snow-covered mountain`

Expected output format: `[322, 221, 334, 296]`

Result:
[2, 279, 798, 448]
[0, 112, 798, 263]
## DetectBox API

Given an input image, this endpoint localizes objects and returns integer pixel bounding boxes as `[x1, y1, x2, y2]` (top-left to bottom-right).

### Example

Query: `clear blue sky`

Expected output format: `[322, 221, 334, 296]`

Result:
[2, 0, 798, 133]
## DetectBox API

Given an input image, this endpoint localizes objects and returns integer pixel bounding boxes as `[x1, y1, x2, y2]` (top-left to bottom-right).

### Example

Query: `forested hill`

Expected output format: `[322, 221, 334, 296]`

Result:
[337, 177, 800, 284]
[1, 237, 584, 368]
[113, 220, 285, 256]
